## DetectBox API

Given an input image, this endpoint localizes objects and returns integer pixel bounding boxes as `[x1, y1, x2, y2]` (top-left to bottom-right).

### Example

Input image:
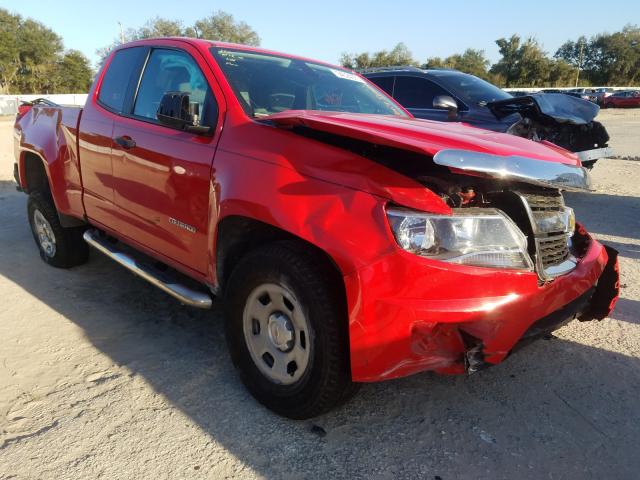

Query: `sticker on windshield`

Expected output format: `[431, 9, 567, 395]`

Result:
[329, 69, 365, 83]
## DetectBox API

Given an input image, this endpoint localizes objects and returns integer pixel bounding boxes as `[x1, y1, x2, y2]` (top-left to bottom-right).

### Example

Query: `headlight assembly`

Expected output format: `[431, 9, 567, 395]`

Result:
[387, 207, 534, 270]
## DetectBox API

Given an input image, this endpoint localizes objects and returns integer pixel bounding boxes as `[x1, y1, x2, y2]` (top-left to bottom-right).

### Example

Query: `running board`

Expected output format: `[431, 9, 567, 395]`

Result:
[83, 230, 213, 309]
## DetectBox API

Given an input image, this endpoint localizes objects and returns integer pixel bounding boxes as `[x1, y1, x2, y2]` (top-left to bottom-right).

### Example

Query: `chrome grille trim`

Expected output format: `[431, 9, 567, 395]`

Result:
[433, 149, 594, 192]
[517, 191, 576, 281]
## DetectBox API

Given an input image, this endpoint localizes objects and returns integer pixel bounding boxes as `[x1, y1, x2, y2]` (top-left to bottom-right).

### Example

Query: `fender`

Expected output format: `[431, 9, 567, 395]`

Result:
[16, 106, 84, 219]
[211, 148, 398, 281]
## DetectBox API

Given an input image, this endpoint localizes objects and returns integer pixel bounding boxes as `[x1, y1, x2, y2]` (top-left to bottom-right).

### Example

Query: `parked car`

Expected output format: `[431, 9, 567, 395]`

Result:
[14, 38, 619, 418]
[567, 88, 599, 103]
[591, 87, 615, 105]
[363, 68, 611, 168]
[603, 90, 640, 108]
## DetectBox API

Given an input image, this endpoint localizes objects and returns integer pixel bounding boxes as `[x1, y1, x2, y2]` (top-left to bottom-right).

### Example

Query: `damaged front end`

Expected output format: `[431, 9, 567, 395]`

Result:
[262, 110, 619, 380]
[387, 152, 620, 376]
[487, 93, 612, 168]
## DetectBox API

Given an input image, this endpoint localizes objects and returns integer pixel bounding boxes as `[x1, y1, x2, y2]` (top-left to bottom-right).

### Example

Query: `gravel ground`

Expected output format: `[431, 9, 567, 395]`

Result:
[0, 112, 639, 480]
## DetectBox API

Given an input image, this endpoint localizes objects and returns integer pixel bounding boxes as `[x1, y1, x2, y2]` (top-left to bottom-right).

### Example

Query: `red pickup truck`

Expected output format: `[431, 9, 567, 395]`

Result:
[13, 38, 619, 419]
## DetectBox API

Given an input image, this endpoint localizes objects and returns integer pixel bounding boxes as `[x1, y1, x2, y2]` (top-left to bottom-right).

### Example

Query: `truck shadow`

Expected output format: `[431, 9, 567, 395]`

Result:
[1, 190, 639, 479]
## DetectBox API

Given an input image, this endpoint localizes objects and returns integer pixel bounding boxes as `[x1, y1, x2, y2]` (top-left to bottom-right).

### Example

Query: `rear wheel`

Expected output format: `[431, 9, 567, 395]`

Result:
[27, 192, 88, 268]
[224, 241, 356, 419]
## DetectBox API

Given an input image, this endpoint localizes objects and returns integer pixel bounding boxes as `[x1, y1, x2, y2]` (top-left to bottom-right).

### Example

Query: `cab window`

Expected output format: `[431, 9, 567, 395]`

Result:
[133, 49, 216, 127]
[98, 47, 146, 113]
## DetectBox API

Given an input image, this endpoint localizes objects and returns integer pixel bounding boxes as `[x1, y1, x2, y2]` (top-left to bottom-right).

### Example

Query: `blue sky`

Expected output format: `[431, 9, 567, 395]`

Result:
[1, 0, 637, 68]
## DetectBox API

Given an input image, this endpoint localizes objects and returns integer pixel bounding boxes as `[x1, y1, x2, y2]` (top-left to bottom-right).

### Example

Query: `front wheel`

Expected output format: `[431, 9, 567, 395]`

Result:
[224, 242, 356, 419]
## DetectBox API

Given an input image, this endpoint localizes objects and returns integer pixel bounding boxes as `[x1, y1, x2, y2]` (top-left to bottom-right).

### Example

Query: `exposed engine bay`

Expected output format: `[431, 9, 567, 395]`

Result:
[416, 171, 585, 281]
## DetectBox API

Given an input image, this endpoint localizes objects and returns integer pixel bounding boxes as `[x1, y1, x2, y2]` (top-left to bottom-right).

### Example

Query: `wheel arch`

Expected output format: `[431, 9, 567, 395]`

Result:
[215, 215, 347, 306]
[20, 151, 86, 227]
[20, 150, 51, 195]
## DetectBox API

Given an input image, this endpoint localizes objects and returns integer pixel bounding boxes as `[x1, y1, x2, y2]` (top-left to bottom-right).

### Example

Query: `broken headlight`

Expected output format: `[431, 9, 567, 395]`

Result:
[386, 207, 534, 270]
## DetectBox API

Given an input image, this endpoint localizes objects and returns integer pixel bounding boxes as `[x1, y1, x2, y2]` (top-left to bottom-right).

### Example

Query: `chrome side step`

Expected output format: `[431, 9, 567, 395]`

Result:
[83, 230, 212, 309]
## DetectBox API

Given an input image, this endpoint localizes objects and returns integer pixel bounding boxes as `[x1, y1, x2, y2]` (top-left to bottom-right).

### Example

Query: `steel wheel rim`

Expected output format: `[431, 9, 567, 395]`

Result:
[242, 283, 312, 385]
[33, 210, 56, 258]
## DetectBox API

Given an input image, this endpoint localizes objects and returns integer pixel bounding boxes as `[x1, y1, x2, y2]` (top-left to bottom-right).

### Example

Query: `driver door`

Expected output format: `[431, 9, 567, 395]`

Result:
[110, 45, 223, 274]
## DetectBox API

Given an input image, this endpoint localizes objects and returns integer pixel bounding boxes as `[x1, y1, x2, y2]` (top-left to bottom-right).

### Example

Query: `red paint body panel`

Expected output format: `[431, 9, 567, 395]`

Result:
[345, 234, 608, 381]
[265, 110, 582, 166]
[13, 38, 618, 384]
[14, 106, 84, 216]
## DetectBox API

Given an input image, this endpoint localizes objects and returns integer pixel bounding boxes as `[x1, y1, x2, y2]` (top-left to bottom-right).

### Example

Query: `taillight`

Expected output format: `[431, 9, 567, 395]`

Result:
[16, 103, 33, 122]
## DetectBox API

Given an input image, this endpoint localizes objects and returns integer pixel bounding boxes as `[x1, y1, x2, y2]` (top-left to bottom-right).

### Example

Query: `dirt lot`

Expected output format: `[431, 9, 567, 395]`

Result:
[0, 111, 639, 480]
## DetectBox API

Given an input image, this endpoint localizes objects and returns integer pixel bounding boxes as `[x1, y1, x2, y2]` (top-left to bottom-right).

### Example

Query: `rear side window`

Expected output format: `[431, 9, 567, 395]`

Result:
[133, 49, 216, 126]
[98, 47, 146, 113]
[393, 76, 451, 109]
[369, 76, 395, 96]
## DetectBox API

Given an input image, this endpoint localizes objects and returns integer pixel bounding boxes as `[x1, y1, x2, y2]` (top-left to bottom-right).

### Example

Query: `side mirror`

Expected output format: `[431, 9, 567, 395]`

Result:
[433, 95, 458, 120]
[157, 92, 210, 134]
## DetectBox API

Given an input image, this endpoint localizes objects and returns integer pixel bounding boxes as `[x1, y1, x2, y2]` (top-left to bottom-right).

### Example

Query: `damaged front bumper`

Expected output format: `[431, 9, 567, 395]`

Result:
[576, 147, 614, 165]
[345, 231, 620, 382]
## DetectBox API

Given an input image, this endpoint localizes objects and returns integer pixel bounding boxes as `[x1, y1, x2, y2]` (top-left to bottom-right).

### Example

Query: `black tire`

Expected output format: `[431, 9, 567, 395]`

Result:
[27, 192, 89, 268]
[224, 241, 357, 419]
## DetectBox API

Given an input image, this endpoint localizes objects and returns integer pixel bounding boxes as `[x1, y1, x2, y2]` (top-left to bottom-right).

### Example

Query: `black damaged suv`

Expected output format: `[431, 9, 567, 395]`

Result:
[362, 67, 611, 168]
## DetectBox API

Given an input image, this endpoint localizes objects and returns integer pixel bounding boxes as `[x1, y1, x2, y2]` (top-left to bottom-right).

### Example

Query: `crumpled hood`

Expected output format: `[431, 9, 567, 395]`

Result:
[487, 93, 600, 125]
[263, 110, 581, 167]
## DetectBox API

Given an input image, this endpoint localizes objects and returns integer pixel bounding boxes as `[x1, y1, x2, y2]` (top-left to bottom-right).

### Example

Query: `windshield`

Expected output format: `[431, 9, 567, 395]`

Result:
[431, 71, 512, 105]
[210, 48, 407, 118]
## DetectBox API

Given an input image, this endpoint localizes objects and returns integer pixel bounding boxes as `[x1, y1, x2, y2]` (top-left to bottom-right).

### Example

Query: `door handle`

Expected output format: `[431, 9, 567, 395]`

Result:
[115, 136, 136, 149]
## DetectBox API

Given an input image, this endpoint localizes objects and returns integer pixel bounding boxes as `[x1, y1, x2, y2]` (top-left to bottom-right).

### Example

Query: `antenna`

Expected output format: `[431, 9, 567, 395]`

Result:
[118, 22, 125, 44]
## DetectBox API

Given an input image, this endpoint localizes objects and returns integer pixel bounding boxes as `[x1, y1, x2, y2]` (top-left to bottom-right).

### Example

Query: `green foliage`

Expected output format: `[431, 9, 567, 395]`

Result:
[490, 35, 553, 87]
[423, 49, 492, 80]
[339, 43, 417, 69]
[97, 11, 261, 64]
[558, 25, 640, 86]
[0, 8, 93, 94]
[191, 11, 260, 46]
[53, 50, 94, 93]
[341, 27, 637, 88]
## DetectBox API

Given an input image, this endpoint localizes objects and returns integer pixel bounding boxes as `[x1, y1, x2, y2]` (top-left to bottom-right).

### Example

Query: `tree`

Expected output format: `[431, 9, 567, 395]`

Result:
[491, 35, 521, 87]
[53, 50, 93, 93]
[556, 26, 640, 86]
[0, 9, 21, 93]
[588, 25, 640, 85]
[97, 11, 260, 64]
[555, 35, 588, 68]
[548, 59, 576, 87]
[190, 11, 260, 45]
[137, 17, 184, 38]
[14, 18, 64, 93]
[0, 9, 94, 93]
[340, 43, 417, 69]
[424, 49, 491, 80]
[491, 35, 553, 87]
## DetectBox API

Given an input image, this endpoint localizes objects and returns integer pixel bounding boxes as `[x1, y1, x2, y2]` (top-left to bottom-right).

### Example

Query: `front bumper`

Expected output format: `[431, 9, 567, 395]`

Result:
[345, 232, 619, 382]
[576, 146, 613, 164]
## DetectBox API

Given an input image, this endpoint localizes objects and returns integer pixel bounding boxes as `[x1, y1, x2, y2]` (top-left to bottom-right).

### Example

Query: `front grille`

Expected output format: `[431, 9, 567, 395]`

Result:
[517, 191, 574, 280]
[538, 234, 571, 266]
[522, 191, 563, 211]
